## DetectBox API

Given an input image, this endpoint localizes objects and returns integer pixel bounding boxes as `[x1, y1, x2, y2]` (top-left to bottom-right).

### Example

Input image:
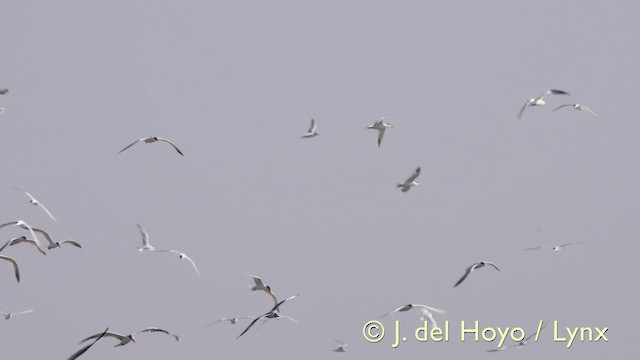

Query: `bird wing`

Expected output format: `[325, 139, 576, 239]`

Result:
[156, 137, 184, 156]
[60, 240, 82, 248]
[414, 304, 445, 314]
[118, 139, 143, 154]
[581, 105, 598, 117]
[37, 202, 57, 222]
[68, 327, 109, 360]
[547, 89, 570, 96]
[308, 118, 316, 132]
[523, 246, 544, 251]
[8, 237, 47, 256]
[0, 255, 20, 282]
[485, 262, 501, 272]
[559, 241, 587, 248]
[14, 309, 34, 316]
[136, 327, 172, 336]
[404, 167, 421, 184]
[552, 104, 573, 112]
[517, 101, 529, 119]
[377, 128, 386, 147]
[80, 331, 125, 344]
[182, 253, 200, 276]
[31, 227, 55, 248]
[379, 305, 405, 318]
[454, 266, 473, 287]
[137, 224, 151, 247]
[237, 314, 267, 338]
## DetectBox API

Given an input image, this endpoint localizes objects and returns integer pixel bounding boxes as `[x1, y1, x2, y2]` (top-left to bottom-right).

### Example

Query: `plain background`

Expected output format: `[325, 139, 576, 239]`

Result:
[0, 1, 637, 358]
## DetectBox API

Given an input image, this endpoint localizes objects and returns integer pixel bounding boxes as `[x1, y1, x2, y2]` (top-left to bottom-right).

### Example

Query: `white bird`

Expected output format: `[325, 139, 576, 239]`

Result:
[0, 236, 47, 256]
[26, 226, 81, 250]
[155, 249, 200, 276]
[301, 118, 319, 138]
[118, 136, 184, 156]
[379, 304, 445, 319]
[136, 224, 155, 252]
[454, 261, 501, 287]
[524, 241, 587, 252]
[367, 117, 393, 147]
[68, 327, 109, 360]
[553, 103, 598, 117]
[204, 316, 256, 327]
[237, 293, 301, 338]
[332, 340, 348, 352]
[0, 255, 20, 282]
[14, 188, 57, 222]
[247, 274, 278, 305]
[518, 89, 570, 119]
[0, 308, 33, 320]
[397, 167, 421, 192]
[419, 307, 441, 329]
[487, 322, 547, 352]
[79, 327, 179, 347]
[0, 220, 45, 254]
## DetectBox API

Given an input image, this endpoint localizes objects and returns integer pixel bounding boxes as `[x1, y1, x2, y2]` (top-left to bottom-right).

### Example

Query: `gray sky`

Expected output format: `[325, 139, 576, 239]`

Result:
[0, 1, 636, 358]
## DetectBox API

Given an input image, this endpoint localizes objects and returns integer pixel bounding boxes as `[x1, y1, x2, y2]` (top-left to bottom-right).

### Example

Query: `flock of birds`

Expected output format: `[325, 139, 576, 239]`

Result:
[0, 87, 596, 358]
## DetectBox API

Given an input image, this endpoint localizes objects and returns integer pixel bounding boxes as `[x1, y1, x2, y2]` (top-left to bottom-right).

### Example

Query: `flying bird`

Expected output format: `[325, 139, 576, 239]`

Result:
[79, 327, 179, 347]
[523, 241, 587, 252]
[454, 261, 500, 287]
[0, 220, 45, 254]
[552, 103, 598, 117]
[155, 249, 200, 276]
[0, 255, 20, 282]
[204, 316, 256, 327]
[237, 293, 301, 338]
[25, 226, 80, 250]
[0, 236, 47, 256]
[487, 322, 547, 352]
[136, 224, 155, 252]
[518, 89, 570, 119]
[67, 327, 109, 360]
[367, 117, 393, 147]
[118, 137, 184, 156]
[14, 188, 57, 222]
[397, 167, 421, 192]
[247, 274, 278, 305]
[419, 307, 441, 328]
[301, 118, 319, 138]
[1, 308, 33, 320]
[332, 340, 348, 352]
[379, 304, 445, 319]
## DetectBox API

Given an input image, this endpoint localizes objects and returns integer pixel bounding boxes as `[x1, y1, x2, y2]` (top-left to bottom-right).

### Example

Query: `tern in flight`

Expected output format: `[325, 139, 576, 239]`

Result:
[367, 117, 393, 147]
[136, 224, 155, 252]
[26, 226, 81, 250]
[301, 118, 319, 138]
[380, 304, 445, 319]
[1, 308, 34, 320]
[454, 261, 501, 287]
[0, 237, 47, 256]
[118, 136, 184, 156]
[487, 322, 547, 352]
[204, 316, 256, 327]
[553, 103, 598, 117]
[14, 188, 57, 222]
[247, 274, 278, 305]
[0, 255, 20, 282]
[524, 241, 587, 252]
[518, 89, 570, 119]
[155, 249, 200, 276]
[397, 167, 421, 192]
[68, 327, 109, 360]
[79, 327, 179, 347]
[0, 220, 45, 254]
[332, 340, 348, 352]
[237, 293, 301, 338]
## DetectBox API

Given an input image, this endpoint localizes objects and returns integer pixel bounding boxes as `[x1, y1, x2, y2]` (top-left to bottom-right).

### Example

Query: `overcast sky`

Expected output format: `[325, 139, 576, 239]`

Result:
[0, 1, 637, 359]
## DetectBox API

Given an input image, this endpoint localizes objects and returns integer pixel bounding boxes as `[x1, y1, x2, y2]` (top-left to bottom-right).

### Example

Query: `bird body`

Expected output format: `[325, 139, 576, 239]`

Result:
[301, 118, 319, 138]
[367, 117, 393, 147]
